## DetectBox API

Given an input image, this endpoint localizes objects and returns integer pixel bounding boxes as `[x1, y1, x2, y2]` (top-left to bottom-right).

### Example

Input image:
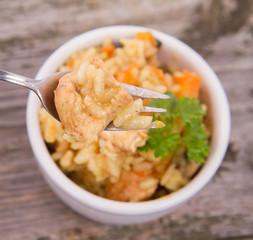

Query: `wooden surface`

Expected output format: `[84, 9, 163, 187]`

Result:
[1, 0, 253, 239]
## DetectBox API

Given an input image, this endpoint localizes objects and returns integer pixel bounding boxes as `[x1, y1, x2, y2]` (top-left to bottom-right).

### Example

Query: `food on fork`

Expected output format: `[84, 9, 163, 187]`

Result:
[54, 57, 153, 145]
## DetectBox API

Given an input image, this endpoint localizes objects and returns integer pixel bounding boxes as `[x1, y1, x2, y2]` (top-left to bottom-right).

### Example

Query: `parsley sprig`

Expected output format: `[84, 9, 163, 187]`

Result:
[139, 92, 210, 164]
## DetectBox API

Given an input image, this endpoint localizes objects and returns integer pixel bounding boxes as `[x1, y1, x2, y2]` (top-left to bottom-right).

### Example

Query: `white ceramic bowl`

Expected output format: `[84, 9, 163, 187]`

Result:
[26, 25, 230, 225]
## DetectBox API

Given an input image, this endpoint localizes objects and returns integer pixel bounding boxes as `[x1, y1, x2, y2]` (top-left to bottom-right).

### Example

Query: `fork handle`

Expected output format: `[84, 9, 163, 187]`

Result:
[0, 69, 37, 91]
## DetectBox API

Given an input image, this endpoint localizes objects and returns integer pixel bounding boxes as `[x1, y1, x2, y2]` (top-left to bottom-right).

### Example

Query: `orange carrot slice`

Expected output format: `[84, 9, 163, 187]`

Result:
[149, 66, 170, 89]
[116, 64, 139, 86]
[173, 70, 201, 98]
[136, 32, 155, 45]
[67, 58, 75, 69]
[134, 169, 153, 178]
[101, 45, 115, 57]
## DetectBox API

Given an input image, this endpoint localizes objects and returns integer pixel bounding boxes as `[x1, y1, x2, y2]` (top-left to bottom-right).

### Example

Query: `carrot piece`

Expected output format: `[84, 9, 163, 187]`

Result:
[134, 171, 146, 178]
[172, 70, 201, 98]
[149, 66, 170, 89]
[101, 45, 115, 57]
[116, 64, 139, 86]
[67, 58, 75, 69]
[142, 98, 150, 106]
[134, 169, 153, 178]
[136, 32, 155, 45]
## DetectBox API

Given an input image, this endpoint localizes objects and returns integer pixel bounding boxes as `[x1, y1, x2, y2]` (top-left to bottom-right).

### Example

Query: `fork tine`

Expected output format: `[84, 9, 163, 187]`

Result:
[105, 123, 126, 131]
[105, 121, 165, 131]
[149, 121, 165, 129]
[119, 82, 169, 99]
[139, 106, 167, 113]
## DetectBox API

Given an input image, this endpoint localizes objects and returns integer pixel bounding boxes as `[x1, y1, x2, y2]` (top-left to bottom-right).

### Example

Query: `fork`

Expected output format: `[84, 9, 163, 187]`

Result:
[0, 70, 169, 130]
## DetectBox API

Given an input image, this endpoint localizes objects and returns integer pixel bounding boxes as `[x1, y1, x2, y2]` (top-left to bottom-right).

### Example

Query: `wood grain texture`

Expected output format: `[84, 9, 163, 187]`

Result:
[0, 0, 253, 239]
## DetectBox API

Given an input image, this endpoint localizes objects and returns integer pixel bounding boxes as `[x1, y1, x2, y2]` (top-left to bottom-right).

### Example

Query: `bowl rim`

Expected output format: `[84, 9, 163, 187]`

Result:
[26, 25, 231, 216]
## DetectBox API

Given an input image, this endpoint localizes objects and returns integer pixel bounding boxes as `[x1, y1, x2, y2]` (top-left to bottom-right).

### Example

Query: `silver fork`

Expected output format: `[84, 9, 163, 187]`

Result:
[0, 70, 169, 130]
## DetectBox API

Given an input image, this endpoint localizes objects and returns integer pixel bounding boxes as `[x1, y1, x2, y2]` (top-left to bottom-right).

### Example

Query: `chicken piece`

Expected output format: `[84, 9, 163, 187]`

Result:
[99, 130, 148, 153]
[105, 169, 158, 202]
[55, 57, 133, 145]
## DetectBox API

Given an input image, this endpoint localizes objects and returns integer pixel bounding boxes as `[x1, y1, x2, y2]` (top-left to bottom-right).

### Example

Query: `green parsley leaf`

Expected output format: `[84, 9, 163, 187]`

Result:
[139, 120, 181, 158]
[183, 123, 210, 164]
[149, 91, 177, 120]
[138, 91, 210, 164]
[176, 97, 205, 126]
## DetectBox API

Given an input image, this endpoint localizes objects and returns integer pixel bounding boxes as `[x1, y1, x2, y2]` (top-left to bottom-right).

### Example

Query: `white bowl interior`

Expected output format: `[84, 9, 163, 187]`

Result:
[26, 26, 230, 216]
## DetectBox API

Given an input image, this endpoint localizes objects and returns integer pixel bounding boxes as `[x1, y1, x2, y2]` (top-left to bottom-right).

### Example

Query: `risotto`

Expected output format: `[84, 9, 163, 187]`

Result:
[39, 32, 210, 202]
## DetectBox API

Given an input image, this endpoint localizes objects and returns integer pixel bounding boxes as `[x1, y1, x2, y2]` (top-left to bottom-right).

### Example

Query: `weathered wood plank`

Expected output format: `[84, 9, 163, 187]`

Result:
[0, 0, 253, 239]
